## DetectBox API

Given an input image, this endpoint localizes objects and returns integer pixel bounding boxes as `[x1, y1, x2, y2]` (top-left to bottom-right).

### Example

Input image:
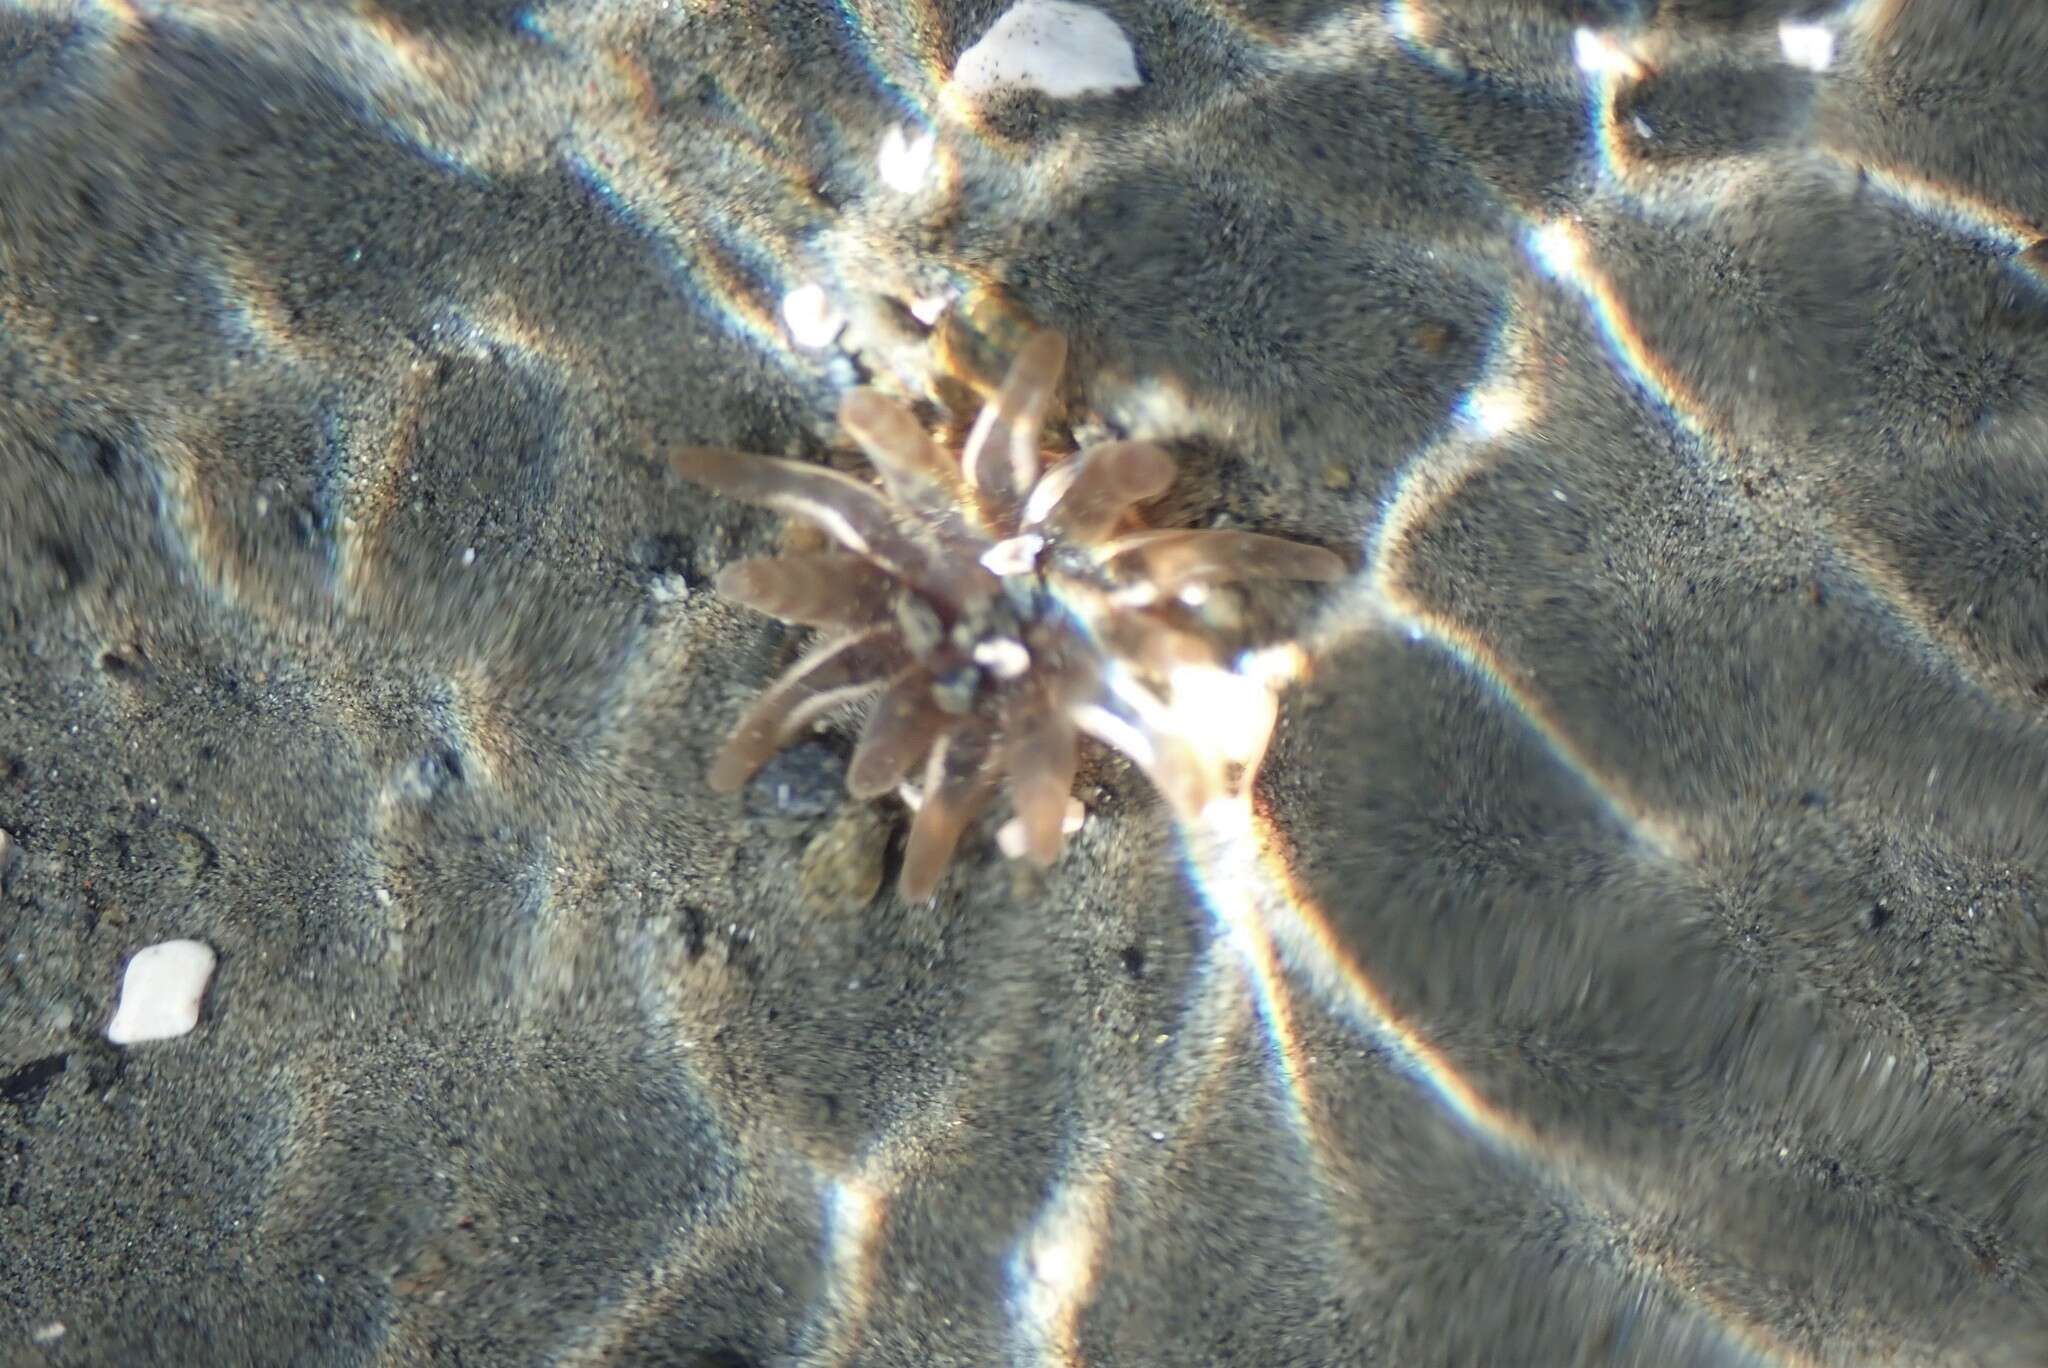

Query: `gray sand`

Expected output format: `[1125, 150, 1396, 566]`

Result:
[5, 0, 2048, 1363]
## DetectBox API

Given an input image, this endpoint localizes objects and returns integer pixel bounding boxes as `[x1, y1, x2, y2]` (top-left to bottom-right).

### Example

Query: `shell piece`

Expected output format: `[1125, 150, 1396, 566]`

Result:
[107, 939, 216, 1045]
[711, 627, 909, 792]
[952, 1, 1144, 101]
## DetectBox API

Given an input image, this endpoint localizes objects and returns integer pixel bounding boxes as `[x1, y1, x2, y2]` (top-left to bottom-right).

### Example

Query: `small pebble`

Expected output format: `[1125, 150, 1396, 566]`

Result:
[106, 939, 217, 1045]
[171, 828, 215, 884]
[799, 804, 891, 913]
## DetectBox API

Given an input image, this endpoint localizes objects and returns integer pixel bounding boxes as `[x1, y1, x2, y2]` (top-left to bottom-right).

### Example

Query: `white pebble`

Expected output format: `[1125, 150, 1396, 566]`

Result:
[876, 123, 936, 194]
[780, 281, 846, 349]
[106, 939, 216, 1045]
[1778, 20, 1833, 72]
[953, 1, 1142, 101]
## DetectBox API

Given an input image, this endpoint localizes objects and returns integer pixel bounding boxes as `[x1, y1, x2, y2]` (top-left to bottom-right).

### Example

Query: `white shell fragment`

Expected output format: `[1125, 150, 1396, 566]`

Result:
[1777, 20, 1834, 72]
[107, 939, 217, 1045]
[953, 1, 1143, 100]
[877, 123, 937, 194]
[781, 282, 846, 350]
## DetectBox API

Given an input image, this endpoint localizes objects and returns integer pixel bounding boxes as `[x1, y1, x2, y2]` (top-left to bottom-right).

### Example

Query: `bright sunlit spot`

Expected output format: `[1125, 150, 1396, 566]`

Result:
[876, 123, 937, 194]
[1571, 28, 1645, 81]
[1778, 21, 1835, 72]
[780, 281, 845, 349]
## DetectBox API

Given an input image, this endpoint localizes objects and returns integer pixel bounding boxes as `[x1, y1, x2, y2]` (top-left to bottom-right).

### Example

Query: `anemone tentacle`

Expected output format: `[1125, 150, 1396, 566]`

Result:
[672, 331, 1345, 899]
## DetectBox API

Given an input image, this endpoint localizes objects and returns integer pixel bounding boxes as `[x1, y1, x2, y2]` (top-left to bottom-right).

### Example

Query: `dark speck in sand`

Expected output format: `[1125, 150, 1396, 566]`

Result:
[1, 1055, 66, 1111]
[53, 429, 123, 480]
[682, 1351, 760, 1368]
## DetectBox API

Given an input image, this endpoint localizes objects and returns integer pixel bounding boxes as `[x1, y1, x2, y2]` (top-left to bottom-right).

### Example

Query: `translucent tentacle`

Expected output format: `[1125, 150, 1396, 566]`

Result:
[899, 723, 1000, 900]
[960, 331, 1065, 524]
[848, 668, 948, 798]
[1001, 687, 1079, 867]
[671, 446, 929, 579]
[838, 388, 963, 521]
[715, 554, 894, 628]
[1098, 528, 1347, 594]
[710, 626, 909, 792]
[1027, 439, 1177, 541]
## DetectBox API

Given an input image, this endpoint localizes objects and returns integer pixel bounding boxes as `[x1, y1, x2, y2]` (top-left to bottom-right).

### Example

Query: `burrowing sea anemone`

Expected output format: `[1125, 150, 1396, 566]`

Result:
[672, 332, 1344, 900]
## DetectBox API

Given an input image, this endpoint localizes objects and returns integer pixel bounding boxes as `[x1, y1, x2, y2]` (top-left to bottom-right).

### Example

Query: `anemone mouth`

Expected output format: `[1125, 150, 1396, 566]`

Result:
[671, 330, 1347, 901]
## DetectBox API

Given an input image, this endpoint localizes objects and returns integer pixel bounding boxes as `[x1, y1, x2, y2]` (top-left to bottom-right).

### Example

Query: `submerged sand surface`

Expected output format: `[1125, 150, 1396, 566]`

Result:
[5, 1, 2048, 1364]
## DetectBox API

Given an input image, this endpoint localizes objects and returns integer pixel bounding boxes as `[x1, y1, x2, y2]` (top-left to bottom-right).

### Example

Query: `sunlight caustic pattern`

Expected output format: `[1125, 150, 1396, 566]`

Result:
[248, 0, 2048, 1359]
[1162, 672, 1810, 1368]
[651, 2, 1895, 1360]
[1538, 60, 2048, 719]
[568, 148, 793, 358]
[15, 0, 2048, 1357]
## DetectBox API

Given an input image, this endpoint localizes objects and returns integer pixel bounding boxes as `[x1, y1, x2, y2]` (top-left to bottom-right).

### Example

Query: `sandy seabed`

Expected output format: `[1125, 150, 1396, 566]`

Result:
[5, 1, 2048, 1364]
